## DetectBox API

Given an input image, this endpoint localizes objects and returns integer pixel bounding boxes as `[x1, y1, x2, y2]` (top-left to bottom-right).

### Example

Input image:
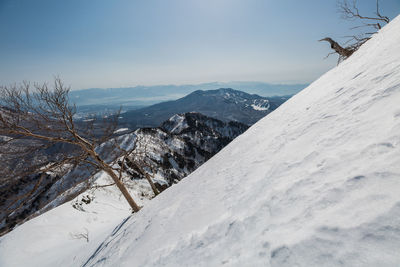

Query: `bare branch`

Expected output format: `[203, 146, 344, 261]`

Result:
[321, 0, 389, 63]
[0, 78, 143, 235]
[338, 0, 389, 25]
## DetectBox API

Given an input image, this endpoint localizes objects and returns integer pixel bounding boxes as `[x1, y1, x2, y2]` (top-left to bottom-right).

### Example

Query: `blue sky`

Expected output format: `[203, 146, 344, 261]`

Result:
[0, 0, 399, 89]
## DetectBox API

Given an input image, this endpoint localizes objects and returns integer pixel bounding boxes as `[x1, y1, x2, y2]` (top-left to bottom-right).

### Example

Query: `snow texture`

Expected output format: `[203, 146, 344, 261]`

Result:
[81, 15, 400, 267]
[1, 15, 400, 267]
[0, 173, 152, 267]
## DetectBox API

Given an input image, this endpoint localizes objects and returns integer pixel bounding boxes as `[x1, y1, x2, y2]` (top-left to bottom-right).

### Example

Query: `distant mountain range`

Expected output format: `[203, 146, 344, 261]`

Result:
[69, 81, 306, 109]
[1, 87, 292, 234]
[119, 88, 291, 129]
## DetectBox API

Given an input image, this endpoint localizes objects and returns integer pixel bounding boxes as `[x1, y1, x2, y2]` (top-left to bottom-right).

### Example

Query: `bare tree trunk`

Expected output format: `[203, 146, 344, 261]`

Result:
[0, 78, 143, 216]
[142, 169, 160, 196]
[319, 37, 354, 58]
[103, 164, 141, 212]
[85, 147, 142, 212]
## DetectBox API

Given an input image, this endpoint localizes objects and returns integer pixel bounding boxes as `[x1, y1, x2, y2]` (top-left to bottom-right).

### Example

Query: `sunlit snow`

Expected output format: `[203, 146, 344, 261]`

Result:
[1, 15, 400, 267]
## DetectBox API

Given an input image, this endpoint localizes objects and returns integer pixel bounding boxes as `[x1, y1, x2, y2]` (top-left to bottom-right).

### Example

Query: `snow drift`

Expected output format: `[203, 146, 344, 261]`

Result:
[2, 15, 400, 267]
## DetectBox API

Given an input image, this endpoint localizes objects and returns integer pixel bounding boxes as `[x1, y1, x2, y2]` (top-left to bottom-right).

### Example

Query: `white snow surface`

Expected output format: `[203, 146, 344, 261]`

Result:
[0, 173, 153, 267]
[1, 16, 400, 267]
[81, 16, 400, 266]
[251, 99, 270, 111]
[166, 114, 189, 133]
[251, 103, 269, 111]
[113, 128, 129, 134]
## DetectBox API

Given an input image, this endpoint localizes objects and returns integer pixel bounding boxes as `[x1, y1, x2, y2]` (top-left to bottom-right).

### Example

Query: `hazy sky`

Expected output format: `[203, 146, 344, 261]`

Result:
[0, 0, 399, 89]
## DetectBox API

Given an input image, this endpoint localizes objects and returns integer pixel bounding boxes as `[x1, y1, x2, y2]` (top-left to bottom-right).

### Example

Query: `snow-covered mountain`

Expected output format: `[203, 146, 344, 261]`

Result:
[1, 14, 400, 267]
[129, 112, 248, 186]
[0, 112, 247, 236]
[69, 82, 304, 107]
[119, 88, 290, 129]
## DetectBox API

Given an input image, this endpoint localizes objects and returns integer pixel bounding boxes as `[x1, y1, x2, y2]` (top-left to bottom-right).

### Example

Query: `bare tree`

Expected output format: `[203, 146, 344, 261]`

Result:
[320, 0, 389, 63]
[0, 78, 141, 222]
[338, 0, 389, 29]
[122, 134, 162, 196]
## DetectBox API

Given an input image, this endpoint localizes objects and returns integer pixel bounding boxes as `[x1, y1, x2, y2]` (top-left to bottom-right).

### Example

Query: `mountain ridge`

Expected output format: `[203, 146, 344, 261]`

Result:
[0, 112, 248, 236]
[69, 82, 306, 107]
[119, 88, 290, 129]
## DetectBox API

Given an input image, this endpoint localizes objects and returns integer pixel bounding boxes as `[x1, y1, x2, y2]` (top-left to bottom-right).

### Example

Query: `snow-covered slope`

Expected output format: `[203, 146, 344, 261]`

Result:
[0, 112, 247, 236]
[78, 16, 400, 266]
[0, 112, 248, 266]
[0, 172, 146, 267]
[1, 15, 400, 267]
